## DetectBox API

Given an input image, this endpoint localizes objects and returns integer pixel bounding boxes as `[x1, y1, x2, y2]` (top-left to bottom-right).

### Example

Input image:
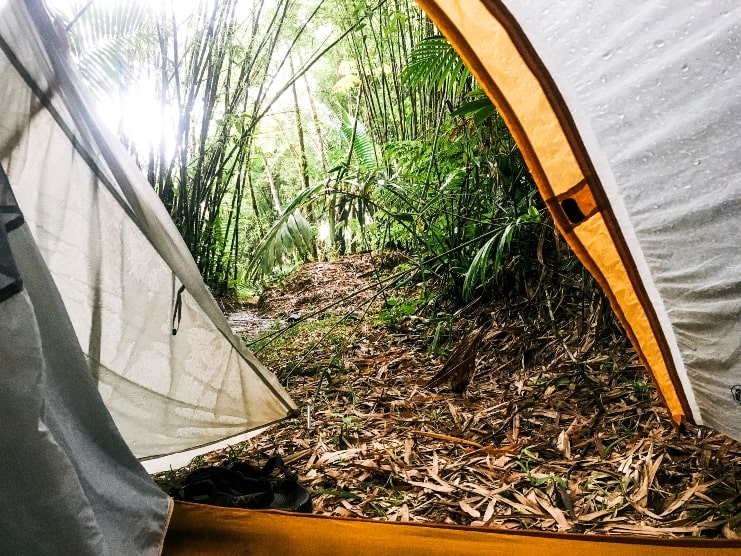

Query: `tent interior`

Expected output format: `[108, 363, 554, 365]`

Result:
[0, 0, 739, 554]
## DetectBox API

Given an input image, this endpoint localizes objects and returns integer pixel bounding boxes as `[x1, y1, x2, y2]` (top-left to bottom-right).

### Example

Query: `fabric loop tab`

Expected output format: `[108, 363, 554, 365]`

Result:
[172, 284, 186, 335]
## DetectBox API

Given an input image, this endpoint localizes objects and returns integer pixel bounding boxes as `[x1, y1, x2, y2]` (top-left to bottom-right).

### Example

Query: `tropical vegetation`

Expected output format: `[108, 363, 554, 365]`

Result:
[53, 0, 574, 304]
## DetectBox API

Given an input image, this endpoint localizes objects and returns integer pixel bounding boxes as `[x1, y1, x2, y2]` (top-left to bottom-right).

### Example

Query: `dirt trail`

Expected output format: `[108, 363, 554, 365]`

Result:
[226, 252, 388, 338]
[227, 311, 278, 338]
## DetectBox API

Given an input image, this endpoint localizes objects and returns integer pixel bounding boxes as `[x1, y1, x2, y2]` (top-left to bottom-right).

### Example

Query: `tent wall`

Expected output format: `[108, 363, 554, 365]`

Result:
[415, 0, 741, 442]
[0, 0, 296, 469]
[0, 169, 170, 554]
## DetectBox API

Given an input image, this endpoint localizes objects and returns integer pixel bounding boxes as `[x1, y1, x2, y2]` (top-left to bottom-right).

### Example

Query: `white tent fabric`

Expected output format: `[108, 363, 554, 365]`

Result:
[0, 0, 299, 551]
[0, 0, 297, 472]
[420, 0, 741, 442]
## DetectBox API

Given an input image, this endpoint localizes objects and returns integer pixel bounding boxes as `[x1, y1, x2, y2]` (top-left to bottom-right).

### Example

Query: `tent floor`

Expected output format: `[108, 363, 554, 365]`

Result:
[163, 501, 741, 555]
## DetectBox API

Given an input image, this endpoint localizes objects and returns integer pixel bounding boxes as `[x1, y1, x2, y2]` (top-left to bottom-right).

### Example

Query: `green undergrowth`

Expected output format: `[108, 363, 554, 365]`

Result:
[250, 314, 364, 385]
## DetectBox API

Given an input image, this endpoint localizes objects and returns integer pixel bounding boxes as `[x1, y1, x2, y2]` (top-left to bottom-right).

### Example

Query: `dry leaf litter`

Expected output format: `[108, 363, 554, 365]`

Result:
[155, 253, 741, 539]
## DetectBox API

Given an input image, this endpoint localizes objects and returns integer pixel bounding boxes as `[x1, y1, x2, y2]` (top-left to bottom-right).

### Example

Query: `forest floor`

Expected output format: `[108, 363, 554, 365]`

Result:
[156, 252, 741, 539]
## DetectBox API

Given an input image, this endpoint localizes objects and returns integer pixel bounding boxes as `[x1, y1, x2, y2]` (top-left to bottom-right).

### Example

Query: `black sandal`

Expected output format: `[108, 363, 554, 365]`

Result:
[170, 455, 312, 513]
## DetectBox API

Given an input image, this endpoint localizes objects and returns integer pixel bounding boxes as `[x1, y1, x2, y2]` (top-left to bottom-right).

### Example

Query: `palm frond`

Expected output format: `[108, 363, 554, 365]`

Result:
[245, 183, 325, 280]
[340, 109, 377, 172]
[462, 233, 499, 301]
[401, 35, 471, 94]
[450, 89, 498, 126]
[462, 206, 541, 301]
[65, 0, 157, 98]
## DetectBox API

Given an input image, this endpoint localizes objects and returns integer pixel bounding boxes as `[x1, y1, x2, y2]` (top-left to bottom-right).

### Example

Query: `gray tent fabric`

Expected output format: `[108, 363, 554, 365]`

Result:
[0, 169, 23, 300]
[0, 0, 296, 471]
[0, 0, 297, 552]
[499, 0, 741, 440]
[0, 167, 170, 554]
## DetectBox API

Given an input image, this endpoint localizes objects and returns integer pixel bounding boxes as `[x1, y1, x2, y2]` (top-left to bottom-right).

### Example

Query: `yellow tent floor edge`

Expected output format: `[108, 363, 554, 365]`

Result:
[163, 501, 741, 556]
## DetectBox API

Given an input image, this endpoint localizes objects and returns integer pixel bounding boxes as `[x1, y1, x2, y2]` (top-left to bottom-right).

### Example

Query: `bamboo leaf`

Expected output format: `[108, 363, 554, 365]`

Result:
[462, 234, 499, 301]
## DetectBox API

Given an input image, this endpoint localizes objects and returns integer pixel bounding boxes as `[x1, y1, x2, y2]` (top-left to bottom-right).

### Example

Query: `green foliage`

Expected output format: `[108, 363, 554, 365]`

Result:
[63, 0, 562, 305]
[65, 0, 157, 100]
[450, 88, 498, 126]
[337, 0, 439, 143]
[349, 31, 555, 304]
[374, 114, 544, 303]
[514, 445, 540, 477]
[339, 108, 377, 172]
[332, 412, 363, 446]
[377, 295, 426, 328]
[245, 183, 324, 281]
[629, 379, 650, 401]
[401, 35, 471, 94]
[462, 205, 541, 301]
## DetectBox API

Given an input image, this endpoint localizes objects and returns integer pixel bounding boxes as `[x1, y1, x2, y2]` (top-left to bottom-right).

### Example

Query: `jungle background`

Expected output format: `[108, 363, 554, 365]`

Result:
[49, 0, 740, 537]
